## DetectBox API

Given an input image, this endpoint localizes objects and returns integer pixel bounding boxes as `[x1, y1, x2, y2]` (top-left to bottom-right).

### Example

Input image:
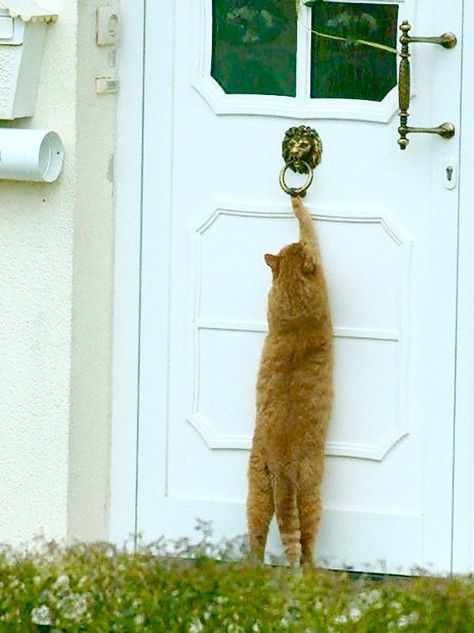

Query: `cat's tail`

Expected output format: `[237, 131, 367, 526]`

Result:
[273, 473, 301, 566]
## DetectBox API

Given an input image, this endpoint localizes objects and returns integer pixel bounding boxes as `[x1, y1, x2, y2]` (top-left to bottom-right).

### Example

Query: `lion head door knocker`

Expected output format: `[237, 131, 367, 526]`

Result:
[279, 126, 323, 198]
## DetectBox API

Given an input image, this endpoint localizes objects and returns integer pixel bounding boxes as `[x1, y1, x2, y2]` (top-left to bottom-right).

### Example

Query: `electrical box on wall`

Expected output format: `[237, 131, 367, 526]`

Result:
[0, 0, 57, 120]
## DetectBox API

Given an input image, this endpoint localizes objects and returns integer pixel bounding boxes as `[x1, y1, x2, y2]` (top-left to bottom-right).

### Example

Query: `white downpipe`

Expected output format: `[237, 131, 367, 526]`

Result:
[0, 128, 64, 182]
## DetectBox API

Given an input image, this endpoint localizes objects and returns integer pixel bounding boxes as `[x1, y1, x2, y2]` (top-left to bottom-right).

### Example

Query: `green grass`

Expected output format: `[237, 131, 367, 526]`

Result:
[1, 525, 474, 632]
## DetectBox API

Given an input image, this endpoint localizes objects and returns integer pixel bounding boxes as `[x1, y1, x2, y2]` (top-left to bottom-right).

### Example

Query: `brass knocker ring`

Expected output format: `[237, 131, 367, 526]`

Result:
[279, 161, 314, 198]
[279, 126, 322, 197]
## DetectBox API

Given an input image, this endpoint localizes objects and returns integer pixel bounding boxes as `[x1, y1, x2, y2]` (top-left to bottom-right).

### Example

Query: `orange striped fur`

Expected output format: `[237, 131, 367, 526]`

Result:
[247, 196, 333, 566]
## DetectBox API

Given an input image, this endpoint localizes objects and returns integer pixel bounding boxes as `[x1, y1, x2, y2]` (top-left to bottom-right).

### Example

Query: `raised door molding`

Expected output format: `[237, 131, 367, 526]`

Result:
[186, 203, 413, 462]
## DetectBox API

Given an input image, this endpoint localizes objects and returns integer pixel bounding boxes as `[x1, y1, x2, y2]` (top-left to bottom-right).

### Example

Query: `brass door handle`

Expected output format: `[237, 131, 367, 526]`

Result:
[398, 21, 457, 150]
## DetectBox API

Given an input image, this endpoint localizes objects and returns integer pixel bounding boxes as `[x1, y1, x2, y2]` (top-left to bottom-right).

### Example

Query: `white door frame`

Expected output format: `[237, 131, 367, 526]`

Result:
[109, 1, 144, 543]
[110, 0, 474, 572]
[451, 1, 474, 574]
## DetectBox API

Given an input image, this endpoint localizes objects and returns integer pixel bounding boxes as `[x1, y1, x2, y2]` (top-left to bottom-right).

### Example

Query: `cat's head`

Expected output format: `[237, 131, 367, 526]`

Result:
[264, 242, 325, 330]
[264, 242, 316, 280]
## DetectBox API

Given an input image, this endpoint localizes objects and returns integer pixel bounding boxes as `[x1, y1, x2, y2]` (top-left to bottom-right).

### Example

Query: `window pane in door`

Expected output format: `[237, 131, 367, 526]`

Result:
[311, 2, 398, 101]
[211, 0, 297, 96]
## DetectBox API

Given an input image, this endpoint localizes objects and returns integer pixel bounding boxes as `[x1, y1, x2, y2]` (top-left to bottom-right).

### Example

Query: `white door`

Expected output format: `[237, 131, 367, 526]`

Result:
[136, 0, 463, 573]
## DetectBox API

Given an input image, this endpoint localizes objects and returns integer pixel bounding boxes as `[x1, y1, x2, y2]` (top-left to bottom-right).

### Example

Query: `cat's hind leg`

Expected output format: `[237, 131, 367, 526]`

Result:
[247, 448, 274, 562]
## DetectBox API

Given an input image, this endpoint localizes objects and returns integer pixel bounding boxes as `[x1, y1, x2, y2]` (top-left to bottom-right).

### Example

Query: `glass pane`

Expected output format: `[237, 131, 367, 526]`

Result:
[311, 2, 399, 101]
[211, 1, 297, 97]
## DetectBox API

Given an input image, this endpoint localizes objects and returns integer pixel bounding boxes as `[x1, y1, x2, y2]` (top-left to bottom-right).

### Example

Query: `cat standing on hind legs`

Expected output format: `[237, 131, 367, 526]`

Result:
[247, 196, 333, 567]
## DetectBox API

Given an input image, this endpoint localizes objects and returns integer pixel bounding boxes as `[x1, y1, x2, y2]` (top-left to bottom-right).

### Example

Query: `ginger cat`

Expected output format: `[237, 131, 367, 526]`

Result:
[247, 196, 333, 567]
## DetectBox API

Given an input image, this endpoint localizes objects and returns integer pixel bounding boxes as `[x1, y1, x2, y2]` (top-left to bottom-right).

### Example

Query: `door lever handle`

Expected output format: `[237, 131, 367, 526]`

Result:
[398, 21, 457, 150]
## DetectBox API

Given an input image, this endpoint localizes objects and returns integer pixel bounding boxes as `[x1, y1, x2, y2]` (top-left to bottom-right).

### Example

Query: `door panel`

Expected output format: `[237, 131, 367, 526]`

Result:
[138, 0, 462, 573]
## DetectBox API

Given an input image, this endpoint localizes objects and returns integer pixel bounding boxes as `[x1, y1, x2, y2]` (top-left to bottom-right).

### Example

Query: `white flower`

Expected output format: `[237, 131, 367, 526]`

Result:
[349, 607, 362, 622]
[8, 578, 26, 593]
[333, 614, 348, 624]
[188, 618, 204, 633]
[357, 588, 383, 611]
[57, 593, 90, 623]
[53, 574, 70, 591]
[252, 623, 260, 632]
[398, 612, 419, 628]
[31, 605, 53, 626]
[135, 614, 145, 625]
[398, 615, 409, 628]
[366, 588, 383, 607]
[77, 575, 89, 588]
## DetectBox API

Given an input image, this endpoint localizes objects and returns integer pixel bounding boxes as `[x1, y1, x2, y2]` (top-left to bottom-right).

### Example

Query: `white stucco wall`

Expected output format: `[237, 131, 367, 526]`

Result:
[0, 0, 116, 545]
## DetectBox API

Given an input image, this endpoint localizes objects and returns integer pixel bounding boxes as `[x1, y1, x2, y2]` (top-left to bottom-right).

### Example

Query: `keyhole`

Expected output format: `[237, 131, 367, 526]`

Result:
[446, 165, 454, 181]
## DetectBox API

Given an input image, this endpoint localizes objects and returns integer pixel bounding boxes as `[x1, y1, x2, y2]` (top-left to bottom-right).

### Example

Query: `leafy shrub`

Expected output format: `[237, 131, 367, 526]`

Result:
[1, 522, 474, 632]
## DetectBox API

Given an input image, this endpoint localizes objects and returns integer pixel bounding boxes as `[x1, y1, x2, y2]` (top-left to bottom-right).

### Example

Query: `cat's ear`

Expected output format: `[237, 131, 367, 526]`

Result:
[302, 254, 317, 277]
[264, 253, 280, 277]
[301, 241, 317, 276]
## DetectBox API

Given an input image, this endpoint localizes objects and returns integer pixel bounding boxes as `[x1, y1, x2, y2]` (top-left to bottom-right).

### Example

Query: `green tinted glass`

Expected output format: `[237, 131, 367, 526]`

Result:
[311, 2, 398, 101]
[211, 1, 297, 97]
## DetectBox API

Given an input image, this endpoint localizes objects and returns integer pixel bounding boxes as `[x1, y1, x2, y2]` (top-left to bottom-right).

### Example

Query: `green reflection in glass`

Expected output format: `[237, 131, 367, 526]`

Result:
[311, 2, 399, 101]
[211, 1, 297, 96]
